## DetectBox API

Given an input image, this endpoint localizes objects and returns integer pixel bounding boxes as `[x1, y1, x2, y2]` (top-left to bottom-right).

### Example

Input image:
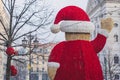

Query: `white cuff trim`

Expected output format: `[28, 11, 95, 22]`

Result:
[48, 62, 60, 68]
[98, 29, 108, 38]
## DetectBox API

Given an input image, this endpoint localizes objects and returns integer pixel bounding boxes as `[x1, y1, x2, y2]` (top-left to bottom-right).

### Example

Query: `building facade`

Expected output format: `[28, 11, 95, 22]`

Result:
[30, 43, 56, 80]
[86, 0, 120, 80]
[12, 42, 57, 80]
[0, 0, 9, 80]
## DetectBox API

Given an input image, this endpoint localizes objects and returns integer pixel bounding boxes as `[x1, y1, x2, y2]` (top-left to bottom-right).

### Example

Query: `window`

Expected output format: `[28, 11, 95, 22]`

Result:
[104, 57, 107, 64]
[114, 34, 118, 42]
[114, 55, 119, 64]
[31, 67, 33, 72]
[39, 48, 43, 53]
[42, 60, 44, 64]
[31, 73, 39, 80]
[43, 49, 48, 54]
[114, 23, 118, 27]
[37, 56, 39, 64]
[37, 68, 39, 72]
[42, 72, 49, 80]
[42, 68, 44, 71]
[115, 74, 119, 80]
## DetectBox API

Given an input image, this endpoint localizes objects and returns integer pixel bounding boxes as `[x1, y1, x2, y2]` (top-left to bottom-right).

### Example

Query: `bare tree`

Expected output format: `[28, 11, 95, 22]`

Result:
[0, 0, 53, 80]
[101, 49, 120, 80]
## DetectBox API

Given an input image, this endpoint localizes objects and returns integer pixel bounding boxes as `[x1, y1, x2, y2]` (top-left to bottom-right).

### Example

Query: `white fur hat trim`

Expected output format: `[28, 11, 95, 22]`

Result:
[60, 20, 95, 33]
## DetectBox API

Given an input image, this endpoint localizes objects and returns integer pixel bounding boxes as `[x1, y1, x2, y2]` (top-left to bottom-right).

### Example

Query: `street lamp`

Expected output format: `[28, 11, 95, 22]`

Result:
[22, 34, 39, 80]
[22, 37, 27, 48]
[33, 38, 39, 48]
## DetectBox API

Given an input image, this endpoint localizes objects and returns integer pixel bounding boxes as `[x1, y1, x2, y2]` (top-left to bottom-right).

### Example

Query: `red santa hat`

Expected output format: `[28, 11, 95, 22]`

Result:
[51, 6, 95, 33]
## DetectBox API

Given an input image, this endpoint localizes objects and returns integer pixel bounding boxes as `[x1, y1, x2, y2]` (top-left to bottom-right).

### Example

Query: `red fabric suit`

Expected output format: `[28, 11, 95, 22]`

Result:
[48, 33, 106, 80]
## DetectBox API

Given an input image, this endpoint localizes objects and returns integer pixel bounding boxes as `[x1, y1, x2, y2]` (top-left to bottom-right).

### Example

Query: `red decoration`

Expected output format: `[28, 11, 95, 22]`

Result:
[6, 47, 15, 55]
[10, 65, 17, 76]
[14, 51, 18, 55]
[48, 33, 106, 80]
[54, 6, 90, 24]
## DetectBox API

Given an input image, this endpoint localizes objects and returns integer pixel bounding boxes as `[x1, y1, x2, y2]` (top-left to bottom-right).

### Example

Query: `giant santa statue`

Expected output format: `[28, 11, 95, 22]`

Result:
[47, 6, 113, 80]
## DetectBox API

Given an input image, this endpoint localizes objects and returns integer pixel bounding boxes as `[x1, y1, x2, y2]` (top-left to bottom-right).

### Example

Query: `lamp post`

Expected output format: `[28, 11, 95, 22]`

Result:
[22, 34, 39, 80]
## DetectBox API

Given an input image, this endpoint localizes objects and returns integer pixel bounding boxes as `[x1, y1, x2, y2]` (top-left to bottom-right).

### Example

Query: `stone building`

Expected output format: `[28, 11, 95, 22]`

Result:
[86, 0, 120, 80]
[0, 0, 9, 80]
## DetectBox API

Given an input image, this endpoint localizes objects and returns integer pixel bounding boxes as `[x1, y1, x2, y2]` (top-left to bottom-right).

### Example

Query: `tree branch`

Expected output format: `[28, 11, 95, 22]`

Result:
[12, 0, 36, 35]
[12, 12, 38, 40]
[12, 58, 26, 64]
[0, 19, 9, 37]
[0, 38, 6, 42]
[9, 0, 16, 40]
[0, 32, 7, 40]
[1, 0, 10, 13]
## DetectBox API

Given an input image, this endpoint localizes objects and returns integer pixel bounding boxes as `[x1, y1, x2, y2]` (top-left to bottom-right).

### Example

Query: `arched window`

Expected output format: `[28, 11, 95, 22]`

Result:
[114, 55, 119, 64]
[114, 23, 118, 27]
[114, 34, 118, 42]
[115, 74, 119, 80]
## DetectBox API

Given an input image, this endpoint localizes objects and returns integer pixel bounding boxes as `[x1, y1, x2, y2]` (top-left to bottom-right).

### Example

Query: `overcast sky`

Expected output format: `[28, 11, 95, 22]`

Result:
[15, 0, 89, 43]
[46, 0, 88, 11]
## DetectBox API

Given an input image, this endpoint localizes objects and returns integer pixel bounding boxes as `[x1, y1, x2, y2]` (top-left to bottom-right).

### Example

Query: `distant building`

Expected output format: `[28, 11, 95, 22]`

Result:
[0, 0, 9, 80]
[86, 0, 120, 80]
[30, 43, 57, 80]
[12, 42, 57, 80]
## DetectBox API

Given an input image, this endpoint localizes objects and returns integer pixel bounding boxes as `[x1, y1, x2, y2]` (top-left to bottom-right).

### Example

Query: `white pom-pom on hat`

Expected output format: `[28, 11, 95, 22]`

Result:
[51, 6, 95, 33]
[50, 24, 60, 33]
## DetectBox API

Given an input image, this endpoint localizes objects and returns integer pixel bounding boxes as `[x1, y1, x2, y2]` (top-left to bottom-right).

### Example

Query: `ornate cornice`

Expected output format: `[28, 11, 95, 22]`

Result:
[106, 0, 120, 3]
[86, 0, 120, 16]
